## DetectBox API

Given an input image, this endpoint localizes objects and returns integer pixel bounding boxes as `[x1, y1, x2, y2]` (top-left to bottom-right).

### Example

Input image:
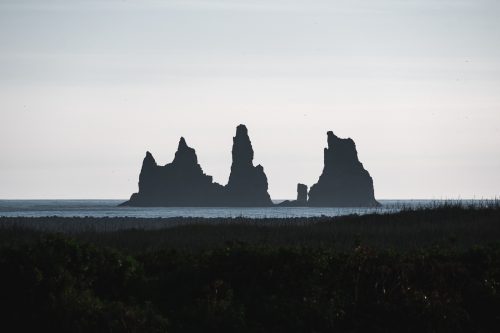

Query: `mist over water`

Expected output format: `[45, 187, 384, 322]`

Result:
[0, 199, 495, 219]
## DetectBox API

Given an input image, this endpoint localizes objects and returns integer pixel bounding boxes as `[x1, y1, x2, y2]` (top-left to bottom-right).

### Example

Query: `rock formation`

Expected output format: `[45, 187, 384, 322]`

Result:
[297, 184, 308, 204]
[224, 125, 273, 206]
[122, 126, 379, 208]
[121, 137, 224, 207]
[308, 131, 379, 207]
[277, 183, 308, 207]
[121, 125, 273, 207]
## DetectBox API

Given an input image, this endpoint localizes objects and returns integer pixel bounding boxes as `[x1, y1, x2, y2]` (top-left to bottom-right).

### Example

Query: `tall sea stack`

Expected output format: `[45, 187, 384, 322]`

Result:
[308, 131, 379, 207]
[225, 125, 273, 206]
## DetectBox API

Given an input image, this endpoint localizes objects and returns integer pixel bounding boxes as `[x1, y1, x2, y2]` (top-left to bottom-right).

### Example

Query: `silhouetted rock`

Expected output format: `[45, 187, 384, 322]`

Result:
[121, 125, 273, 207]
[277, 183, 309, 207]
[308, 131, 379, 207]
[225, 125, 273, 206]
[121, 137, 224, 207]
[122, 126, 379, 208]
[297, 184, 308, 204]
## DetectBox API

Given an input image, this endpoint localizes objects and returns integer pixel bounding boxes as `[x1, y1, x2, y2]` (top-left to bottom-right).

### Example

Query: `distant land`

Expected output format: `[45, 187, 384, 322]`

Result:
[121, 125, 379, 207]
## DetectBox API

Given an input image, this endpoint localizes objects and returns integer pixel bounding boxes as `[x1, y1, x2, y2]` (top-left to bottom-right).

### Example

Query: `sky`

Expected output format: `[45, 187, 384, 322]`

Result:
[1, 0, 499, 200]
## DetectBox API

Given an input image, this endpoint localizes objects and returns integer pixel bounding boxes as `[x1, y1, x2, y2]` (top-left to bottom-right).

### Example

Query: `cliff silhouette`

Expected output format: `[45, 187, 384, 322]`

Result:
[121, 126, 379, 207]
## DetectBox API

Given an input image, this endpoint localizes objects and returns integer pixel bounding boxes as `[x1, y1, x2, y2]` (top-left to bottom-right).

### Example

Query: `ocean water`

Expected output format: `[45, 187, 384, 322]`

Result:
[0, 199, 491, 219]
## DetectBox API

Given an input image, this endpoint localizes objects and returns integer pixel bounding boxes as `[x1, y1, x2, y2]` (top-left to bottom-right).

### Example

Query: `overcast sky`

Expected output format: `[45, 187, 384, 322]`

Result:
[1, 0, 499, 199]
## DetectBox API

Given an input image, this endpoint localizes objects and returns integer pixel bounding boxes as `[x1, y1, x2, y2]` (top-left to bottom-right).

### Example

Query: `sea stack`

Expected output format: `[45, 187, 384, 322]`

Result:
[308, 131, 379, 207]
[121, 137, 224, 206]
[297, 184, 308, 204]
[225, 125, 273, 206]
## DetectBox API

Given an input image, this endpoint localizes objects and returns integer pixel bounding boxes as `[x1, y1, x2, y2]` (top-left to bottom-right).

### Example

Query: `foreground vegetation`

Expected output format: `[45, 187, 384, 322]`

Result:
[2, 204, 500, 251]
[1, 205, 499, 332]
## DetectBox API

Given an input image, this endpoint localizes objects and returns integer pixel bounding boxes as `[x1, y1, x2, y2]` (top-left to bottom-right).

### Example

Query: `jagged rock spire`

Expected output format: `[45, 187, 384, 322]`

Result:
[225, 124, 272, 206]
[308, 131, 379, 207]
[138, 151, 158, 195]
[173, 137, 199, 169]
[143, 151, 157, 167]
[231, 124, 254, 166]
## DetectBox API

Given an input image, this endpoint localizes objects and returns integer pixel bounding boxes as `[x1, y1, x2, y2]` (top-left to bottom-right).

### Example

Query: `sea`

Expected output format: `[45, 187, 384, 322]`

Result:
[0, 199, 493, 219]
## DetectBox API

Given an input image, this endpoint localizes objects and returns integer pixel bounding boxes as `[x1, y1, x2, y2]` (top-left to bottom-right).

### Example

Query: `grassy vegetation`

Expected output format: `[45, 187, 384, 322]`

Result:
[1, 204, 500, 251]
[1, 205, 500, 332]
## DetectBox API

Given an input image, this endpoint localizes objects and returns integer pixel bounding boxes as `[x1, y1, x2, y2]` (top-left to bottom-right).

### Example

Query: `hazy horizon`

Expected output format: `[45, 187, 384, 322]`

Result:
[1, 0, 499, 200]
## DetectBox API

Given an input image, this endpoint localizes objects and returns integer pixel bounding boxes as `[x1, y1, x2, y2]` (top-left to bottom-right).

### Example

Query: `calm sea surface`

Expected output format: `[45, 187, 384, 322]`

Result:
[0, 199, 491, 219]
